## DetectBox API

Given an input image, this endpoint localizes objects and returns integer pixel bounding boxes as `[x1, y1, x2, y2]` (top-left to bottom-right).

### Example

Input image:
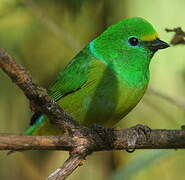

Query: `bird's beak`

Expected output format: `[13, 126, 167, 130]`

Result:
[147, 39, 170, 52]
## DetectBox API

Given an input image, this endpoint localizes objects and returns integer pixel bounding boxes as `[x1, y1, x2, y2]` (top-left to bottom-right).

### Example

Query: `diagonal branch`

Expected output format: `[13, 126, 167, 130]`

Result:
[0, 48, 80, 132]
[47, 154, 86, 180]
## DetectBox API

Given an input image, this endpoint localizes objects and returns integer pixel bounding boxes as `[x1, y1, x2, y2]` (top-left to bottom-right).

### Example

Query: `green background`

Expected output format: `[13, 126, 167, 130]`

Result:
[0, 0, 185, 179]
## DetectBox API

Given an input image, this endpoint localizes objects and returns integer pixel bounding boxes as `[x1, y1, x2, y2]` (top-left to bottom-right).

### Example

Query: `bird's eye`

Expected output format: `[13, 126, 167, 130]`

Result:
[128, 37, 139, 46]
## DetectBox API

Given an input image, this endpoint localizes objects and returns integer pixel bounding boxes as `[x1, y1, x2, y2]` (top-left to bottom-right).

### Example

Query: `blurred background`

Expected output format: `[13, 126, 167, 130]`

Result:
[0, 0, 185, 179]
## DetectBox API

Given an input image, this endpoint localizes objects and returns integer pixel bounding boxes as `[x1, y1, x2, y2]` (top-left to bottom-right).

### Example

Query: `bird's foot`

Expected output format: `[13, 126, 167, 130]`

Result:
[90, 124, 106, 141]
[90, 124, 115, 146]
[131, 124, 151, 139]
[126, 124, 151, 153]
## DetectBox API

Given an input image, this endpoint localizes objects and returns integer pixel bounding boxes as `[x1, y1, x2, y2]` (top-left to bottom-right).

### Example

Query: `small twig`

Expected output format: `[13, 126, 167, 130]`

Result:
[165, 27, 185, 45]
[47, 154, 86, 180]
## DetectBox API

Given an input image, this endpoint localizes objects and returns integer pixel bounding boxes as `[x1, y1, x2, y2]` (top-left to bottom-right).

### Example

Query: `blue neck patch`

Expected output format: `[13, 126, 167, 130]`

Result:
[89, 40, 105, 63]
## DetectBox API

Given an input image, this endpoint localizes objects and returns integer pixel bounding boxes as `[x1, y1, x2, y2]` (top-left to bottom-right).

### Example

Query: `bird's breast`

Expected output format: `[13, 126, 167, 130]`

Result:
[59, 60, 149, 127]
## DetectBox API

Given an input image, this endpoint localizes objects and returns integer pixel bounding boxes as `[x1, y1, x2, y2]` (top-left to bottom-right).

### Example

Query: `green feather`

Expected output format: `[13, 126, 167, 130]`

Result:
[24, 17, 169, 136]
[48, 47, 92, 101]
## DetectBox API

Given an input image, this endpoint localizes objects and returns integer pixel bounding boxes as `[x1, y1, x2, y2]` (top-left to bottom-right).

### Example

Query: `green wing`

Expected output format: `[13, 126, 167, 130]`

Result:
[48, 46, 92, 101]
[25, 46, 95, 135]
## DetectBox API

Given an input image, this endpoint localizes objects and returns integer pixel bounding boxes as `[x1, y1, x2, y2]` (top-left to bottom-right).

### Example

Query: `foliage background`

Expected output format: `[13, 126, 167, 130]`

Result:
[0, 0, 185, 179]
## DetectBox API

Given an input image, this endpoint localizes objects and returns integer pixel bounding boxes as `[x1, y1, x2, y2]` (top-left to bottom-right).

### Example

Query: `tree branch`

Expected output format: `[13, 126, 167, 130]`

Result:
[165, 27, 185, 45]
[0, 48, 80, 132]
[1, 128, 185, 152]
[0, 134, 72, 151]
[0, 48, 185, 180]
[47, 154, 86, 180]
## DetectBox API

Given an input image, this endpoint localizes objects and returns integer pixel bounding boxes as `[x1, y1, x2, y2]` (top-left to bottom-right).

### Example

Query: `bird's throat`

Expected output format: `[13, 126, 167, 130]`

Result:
[89, 41, 150, 88]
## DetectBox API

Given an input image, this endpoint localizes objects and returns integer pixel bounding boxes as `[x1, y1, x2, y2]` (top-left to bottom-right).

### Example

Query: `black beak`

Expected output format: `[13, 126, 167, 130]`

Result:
[148, 39, 170, 52]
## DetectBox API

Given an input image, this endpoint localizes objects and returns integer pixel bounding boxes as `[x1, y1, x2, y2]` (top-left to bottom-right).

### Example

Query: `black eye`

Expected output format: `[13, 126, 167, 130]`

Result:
[128, 37, 139, 46]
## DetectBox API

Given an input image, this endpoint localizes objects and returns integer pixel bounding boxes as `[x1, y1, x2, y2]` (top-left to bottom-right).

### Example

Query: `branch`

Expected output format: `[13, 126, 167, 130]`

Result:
[165, 27, 185, 45]
[1, 129, 185, 152]
[0, 48, 80, 132]
[0, 48, 185, 180]
[47, 154, 86, 180]
[0, 134, 72, 151]
[0, 48, 84, 179]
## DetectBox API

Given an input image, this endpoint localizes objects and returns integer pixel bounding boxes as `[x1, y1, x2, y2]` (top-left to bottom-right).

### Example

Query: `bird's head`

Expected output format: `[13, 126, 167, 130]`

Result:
[89, 17, 169, 69]
[119, 17, 169, 56]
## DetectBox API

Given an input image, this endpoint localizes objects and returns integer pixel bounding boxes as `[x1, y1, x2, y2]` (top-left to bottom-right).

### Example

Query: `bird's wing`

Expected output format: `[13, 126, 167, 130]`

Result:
[48, 47, 94, 101]
[29, 47, 94, 127]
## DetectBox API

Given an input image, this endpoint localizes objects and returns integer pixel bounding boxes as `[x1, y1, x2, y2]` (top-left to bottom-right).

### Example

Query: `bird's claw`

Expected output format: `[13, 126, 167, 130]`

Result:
[131, 124, 151, 140]
[126, 124, 151, 153]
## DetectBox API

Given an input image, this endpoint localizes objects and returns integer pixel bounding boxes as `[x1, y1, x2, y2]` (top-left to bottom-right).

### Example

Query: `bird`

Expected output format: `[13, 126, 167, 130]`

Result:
[24, 17, 169, 136]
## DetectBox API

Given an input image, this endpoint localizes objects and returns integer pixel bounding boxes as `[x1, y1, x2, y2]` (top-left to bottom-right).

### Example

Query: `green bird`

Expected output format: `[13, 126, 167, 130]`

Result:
[24, 17, 169, 136]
